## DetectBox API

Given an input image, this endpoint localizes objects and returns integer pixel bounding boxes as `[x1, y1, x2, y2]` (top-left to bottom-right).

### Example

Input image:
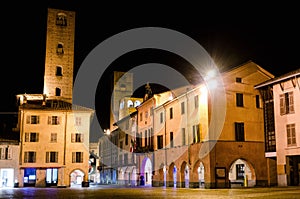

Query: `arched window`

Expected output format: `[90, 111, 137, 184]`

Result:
[120, 84, 126, 91]
[55, 88, 61, 96]
[134, 100, 141, 107]
[57, 43, 64, 54]
[56, 13, 67, 26]
[127, 100, 133, 108]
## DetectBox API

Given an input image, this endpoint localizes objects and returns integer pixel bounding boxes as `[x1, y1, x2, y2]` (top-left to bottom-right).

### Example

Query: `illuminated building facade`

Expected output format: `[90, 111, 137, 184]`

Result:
[255, 68, 300, 186]
[15, 8, 94, 187]
[111, 61, 275, 188]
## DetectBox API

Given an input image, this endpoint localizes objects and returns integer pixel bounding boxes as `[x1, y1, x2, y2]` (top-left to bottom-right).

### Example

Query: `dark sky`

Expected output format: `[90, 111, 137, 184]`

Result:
[1, 1, 300, 141]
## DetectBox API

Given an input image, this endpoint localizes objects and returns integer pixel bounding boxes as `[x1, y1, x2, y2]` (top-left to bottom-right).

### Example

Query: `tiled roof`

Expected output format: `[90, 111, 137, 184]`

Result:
[20, 99, 94, 112]
[255, 68, 300, 88]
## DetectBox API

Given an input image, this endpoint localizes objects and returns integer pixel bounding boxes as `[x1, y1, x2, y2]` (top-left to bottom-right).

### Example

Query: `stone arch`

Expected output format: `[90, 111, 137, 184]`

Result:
[180, 161, 189, 188]
[141, 157, 152, 186]
[192, 160, 205, 188]
[131, 167, 138, 186]
[168, 162, 176, 187]
[228, 158, 256, 187]
[69, 169, 85, 187]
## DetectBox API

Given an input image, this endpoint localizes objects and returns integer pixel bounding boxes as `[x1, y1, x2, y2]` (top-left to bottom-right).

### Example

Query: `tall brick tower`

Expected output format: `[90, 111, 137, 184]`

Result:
[43, 8, 75, 103]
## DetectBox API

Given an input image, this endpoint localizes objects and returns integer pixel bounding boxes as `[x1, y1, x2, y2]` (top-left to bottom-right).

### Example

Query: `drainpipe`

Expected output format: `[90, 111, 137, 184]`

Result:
[162, 104, 167, 185]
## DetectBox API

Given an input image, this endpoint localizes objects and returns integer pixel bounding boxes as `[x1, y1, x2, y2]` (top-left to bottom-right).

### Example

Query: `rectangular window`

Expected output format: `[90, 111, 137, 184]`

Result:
[26, 115, 40, 124]
[24, 151, 36, 163]
[50, 133, 57, 143]
[25, 132, 39, 142]
[280, 92, 294, 115]
[71, 133, 84, 143]
[0, 147, 12, 160]
[236, 164, 245, 179]
[170, 132, 174, 147]
[170, 107, 173, 119]
[56, 66, 62, 76]
[160, 112, 164, 123]
[72, 152, 83, 163]
[236, 93, 244, 107]
[140, 113, 143, 121]
[75, 117, 81, 126]
[235, 122, 245, 141]
[157, 135, 163, 149]
[287, 123, 296, 146]
[124, 153, 128, 164]
[182, 128, 186, 145]
[46, 152, 58, 163]
[194, 95, 199, 108]
[48, 116, 60, 125]
[256, 95, 260, 108]
[236, 77, 242, 83]
[181, 102, 185, 114]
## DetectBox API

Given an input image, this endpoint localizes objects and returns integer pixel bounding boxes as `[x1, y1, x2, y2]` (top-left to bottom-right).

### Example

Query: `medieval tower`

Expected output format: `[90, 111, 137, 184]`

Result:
[43, 8, 75, 103]
[110, 71, 134, 130]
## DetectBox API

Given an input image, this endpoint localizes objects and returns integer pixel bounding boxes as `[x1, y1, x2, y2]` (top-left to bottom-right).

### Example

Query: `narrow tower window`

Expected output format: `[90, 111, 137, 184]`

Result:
[55, 88, 61, 96]
[57, 43, 64, 54]
[56, 66, 62, 76]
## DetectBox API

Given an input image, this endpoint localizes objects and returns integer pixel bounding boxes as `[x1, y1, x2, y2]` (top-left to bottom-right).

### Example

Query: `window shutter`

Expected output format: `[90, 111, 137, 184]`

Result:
[81, 134, 84, 142]
[289, 92, 294, 112]
[279, 94, 285, 115]
[46, 152, 49, 163]
[292, 126, 296, 144]
[48, 116, 51, 125]
[26, 116, 30, 124]
[0, 148, 4, 159]
[33, 152, 36, 162]
[55, 152, 58, 163]
[25, 133, 29, 142]
[7, 147, 12, 159]
[80, 152, 83, 163]
[37, 116, 40, 124]
[72, 152, 75, 163]
[71, 133, 75, 142]
[24, 152, 28, 163]
[36, 133, 39, 142]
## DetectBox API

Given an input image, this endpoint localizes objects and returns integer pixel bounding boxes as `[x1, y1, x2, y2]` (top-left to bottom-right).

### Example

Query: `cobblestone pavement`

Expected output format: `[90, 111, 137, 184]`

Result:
[1, 186, 300, 199]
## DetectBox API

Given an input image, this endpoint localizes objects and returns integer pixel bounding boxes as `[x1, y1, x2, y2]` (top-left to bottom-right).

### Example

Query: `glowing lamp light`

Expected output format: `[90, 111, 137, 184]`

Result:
[205, 70, 216, 80]
[204, 69, 218, 90]
[104, 129, 110, 135]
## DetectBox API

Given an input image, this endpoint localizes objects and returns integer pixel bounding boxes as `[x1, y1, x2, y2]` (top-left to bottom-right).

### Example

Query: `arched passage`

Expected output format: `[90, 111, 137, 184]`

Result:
[228, 158, 256, 187]
[140, 157, 152, 186]
[193, 161, 205, 188]
[180, 161, 189, 188]
[70, 169, 85, 187]
[168, 163, 176, 187]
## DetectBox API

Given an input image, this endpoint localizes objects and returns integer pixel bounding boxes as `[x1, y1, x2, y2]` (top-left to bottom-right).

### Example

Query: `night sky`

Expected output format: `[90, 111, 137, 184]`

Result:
[1, 1, 299, 141]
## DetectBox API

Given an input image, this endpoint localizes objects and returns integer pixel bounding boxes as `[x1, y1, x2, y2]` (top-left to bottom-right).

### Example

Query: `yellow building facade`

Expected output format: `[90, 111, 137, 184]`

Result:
[112, 61, 275, 188]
